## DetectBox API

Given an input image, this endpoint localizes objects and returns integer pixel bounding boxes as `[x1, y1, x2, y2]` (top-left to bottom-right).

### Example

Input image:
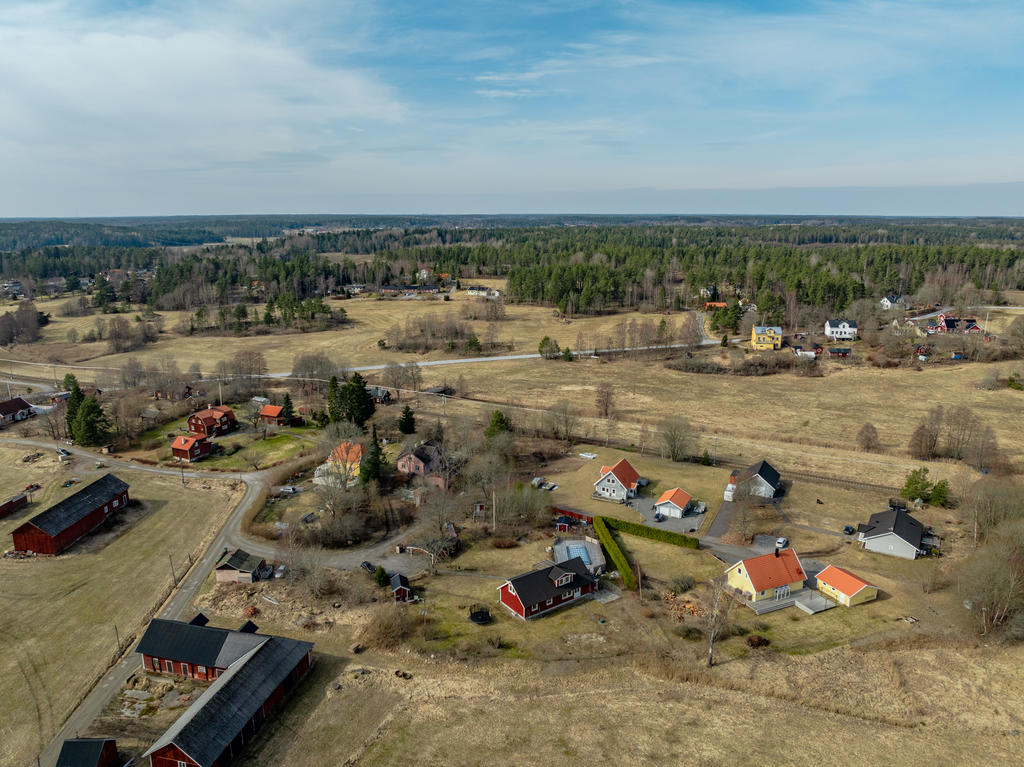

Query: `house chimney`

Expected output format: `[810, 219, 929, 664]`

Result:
[774, 547, 780, 557]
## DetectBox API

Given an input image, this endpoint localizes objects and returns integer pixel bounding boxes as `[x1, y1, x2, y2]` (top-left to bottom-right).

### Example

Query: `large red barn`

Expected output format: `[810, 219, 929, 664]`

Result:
[498, 557, 597, 620]
[11, 474, 129, 555]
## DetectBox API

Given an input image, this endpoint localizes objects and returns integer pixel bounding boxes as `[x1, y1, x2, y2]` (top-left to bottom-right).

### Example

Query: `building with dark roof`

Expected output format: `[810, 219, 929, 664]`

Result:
[56, 738, 118, 767]
[143, 626, 313, 767]
[11, 473, 129, 555]
[215, 549, 269, 583]
[498, 556, 597, 620]
[136, 616, 267, 682]
[391, 572, 411, 602]
[724, 460, 780, 502]
[0, 396, 34, 425]
[857, 508, 927, 560]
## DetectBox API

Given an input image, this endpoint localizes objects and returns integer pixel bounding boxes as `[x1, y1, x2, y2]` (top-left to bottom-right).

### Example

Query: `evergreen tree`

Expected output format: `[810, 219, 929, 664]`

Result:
[280, 392, 294, 422]
[374, 565, 389, 587]
[341, 372, 375, 428]
[360, 425, 383, 485]
[431, 419, 445, 444]
[484, 409, 513, 439]
[327, 375, 342, 423]
[65, 376, 84, 437]
[398, 405, 416, 434]
[71, 396, 111, 446]
[900, 467, 933, 502]
[930, 479, 949, 507]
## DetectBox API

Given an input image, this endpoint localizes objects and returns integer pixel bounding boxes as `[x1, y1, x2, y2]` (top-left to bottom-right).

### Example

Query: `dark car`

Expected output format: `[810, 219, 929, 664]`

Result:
[360, 561, 375, 574]
[843, 525, 856, 535]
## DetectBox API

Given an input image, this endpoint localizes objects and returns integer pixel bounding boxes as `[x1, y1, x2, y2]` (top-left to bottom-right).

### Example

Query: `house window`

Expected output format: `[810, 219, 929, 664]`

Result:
[546, 598, 553, 606]
[197, 665, 206, 675]
[112, 499, 119, 508]
[178, 761, 188, 767]
[164, 659, 173, 672]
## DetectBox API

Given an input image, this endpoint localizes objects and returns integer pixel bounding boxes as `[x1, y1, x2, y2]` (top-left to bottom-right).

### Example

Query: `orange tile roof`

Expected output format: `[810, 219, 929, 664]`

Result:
[655, 487, 692, 510]
[733, 549, 806, 592]
[599, 458, 640, 490]
[815, 565, 876, 598]
[173, 436, 200, 450]
[260, 404, 284, 418]
[330, 441, 363, 465]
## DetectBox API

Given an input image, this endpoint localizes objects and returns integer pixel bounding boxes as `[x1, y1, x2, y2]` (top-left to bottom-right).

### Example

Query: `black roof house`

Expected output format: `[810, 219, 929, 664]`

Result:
[136, 617, 266, 669]
[505, 556, 595, 607]
[143, 634, 313, 767]
[56, 738, 116, 767]
[857, 508, 924, 548]
[734, 460, 781, 491]
[390, 573, 410, 591]
[0, 396, 33, 418]
[216, 549, 265, 574]
[25, 474, 129, 537]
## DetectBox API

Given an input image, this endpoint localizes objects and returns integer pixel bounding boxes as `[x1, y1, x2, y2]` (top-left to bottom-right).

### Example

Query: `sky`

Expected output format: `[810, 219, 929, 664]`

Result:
[1, 0, 1023, 216]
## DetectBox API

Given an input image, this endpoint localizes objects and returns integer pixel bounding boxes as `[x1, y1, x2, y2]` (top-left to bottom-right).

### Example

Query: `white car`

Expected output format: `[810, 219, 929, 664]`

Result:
[776, 537, 789, 549]
[278, 486, 299, 496]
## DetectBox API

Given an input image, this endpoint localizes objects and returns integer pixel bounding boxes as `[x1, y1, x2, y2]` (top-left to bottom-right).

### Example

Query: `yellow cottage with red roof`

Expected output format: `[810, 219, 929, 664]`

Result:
[815, 565, 878, 607]
[725, 548, 806, 603]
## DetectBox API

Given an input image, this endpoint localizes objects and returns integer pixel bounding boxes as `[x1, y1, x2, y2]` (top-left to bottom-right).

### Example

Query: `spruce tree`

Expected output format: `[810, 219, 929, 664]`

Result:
[65, 376, 84, 438]
[71, 396, 111, 446]
[484, 410, 513, 439]
[341, 372, 375, 428]
[398, 405, 416, 434]
[280, 392, 294, 422]
[360, 425, 383, 485]
[327, 375, 342, 423]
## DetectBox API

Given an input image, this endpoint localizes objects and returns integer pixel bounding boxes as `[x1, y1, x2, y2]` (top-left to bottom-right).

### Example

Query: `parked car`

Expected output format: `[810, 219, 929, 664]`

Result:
[360, 561, 375, 574]
[278, 485, 299, 496]
[55, 447, 71, 457]
[275, 565, 286, 579]
[653, 512, 665, 523]
[843, 525, 855, 535]
[775, 537, 789, 549]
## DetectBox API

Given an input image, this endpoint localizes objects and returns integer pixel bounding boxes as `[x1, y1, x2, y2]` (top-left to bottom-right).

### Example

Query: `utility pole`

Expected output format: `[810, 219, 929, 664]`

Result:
[114, 623, 121, 653]
[713, 435, 718, 466]
[218, 380, 223, 407]
[492, 489, 496, 533]
[180, 461, 185, 486]
[168, 552, 177, 583]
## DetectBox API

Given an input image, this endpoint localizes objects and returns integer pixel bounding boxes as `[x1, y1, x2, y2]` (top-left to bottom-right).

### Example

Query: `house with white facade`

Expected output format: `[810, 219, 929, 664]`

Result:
[594, 458, 640, 502]
[724, 460, 781, 502]
[857, 508, 930, 560]
[654, 487, 692, 518]
[824, 318, 858, 341]
[880, 294, 906, 311]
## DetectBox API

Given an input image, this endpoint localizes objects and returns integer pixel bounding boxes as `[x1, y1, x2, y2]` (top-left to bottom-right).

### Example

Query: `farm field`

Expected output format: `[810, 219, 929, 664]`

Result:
[0, 447, 242, 767]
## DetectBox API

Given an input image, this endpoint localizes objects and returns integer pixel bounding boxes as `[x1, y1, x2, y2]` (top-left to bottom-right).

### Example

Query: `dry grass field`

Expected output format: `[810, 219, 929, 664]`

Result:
[0, 447, 242, 767]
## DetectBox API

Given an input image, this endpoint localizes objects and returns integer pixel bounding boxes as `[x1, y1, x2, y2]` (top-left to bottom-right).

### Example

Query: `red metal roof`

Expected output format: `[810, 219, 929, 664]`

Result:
[598, 458, 640, 490]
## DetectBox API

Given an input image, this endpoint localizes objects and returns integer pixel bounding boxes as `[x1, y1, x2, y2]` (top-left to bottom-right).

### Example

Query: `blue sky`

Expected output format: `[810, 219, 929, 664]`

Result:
[1, 0, 1023, 215]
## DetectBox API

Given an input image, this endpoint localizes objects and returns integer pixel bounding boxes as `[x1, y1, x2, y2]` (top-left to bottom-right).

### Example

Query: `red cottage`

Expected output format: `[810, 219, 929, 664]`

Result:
[56, 737, 119, 767]
[141, 619, 313, 767]
[0, 492, 28, 519]
[498, 556, 597, 620]
[11, 473, 129, 555]
[171, 435, 212, 462]
[391, 573, 411, 602]
[187, 405, 236, 438]
[258, 404, 286, 425]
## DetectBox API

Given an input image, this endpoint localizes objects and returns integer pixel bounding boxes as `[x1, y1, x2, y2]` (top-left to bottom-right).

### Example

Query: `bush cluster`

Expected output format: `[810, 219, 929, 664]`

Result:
[592, 516, 636, 590]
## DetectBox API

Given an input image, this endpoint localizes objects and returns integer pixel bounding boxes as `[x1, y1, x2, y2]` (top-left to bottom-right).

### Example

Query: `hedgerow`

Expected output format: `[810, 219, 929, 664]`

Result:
[592, 516, 636, 590]
[602, 517, 700, 549]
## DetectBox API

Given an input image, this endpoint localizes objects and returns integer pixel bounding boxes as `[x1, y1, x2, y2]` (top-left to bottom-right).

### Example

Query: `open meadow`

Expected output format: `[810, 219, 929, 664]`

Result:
[0, 446, 242, 767]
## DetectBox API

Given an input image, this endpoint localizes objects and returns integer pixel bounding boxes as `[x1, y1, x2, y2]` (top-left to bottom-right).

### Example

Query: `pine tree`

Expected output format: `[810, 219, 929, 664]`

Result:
[65, 376, 84, 437]
[398, 405, 416, 434]
[327, 375, 342, 423]
[280, 393, 294, 422]
[341, 372, 375, 428]
[374, 565, 389, 587]
[71, 396, 111, 446]
[484, 410, 513, 439]
[360, 425, 383, 485]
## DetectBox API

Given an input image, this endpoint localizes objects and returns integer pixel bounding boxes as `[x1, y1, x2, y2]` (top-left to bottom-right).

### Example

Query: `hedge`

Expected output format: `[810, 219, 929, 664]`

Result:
[601, 517, 700, 549]
[592, 516, 637, 590]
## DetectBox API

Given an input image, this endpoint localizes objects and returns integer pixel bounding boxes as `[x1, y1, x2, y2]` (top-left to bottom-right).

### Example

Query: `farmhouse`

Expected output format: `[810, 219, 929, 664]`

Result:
[391, 573, 411, 602]
[723, 460, 780, 502]
[880, 294, 906, 310]
[397, 439, 447, 488]
[750, 325, 783, 350]
[314, 441, 363, 486]
[725, 548, 806, 604]
[171, 435, 211, 462]
[56, 738, 119, 767]
[654, 487, 692, 518]
[0, 492, 28, 519]
[188, 405, 236, 437]
[857, 508, 927, 560]
[498, 556, 597, 619]
[824, 318, 858, 340]
[258, 404, 286, 425]
[368, 385, 393, 404]
[926, 314, 983, 334]
[142, 621, 313, 767]
[594, 458, 641, 501]
[0, 396, 34, 425]
[815, 565, 878, 607]
[215, 549, 270, 583]
[11, 473, 129, 555]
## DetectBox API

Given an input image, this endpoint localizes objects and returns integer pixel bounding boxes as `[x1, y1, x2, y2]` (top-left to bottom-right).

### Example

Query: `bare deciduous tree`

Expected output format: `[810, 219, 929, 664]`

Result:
[700, 576, 735, 667]
[856, 422, 880, 452]
[660, 415, 695, 462]
[594, 382, 614, 418]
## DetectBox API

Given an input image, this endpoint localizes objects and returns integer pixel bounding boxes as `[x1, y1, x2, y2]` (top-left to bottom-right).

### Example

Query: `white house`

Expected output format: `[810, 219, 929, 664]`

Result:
[654, 487, 692, 518]
[724, 460, 780, 502]
[594, 458, 640, 502]
[880, 294, 906, 311]
[824, 319, 858, 340]
[857, 508, 925, 560]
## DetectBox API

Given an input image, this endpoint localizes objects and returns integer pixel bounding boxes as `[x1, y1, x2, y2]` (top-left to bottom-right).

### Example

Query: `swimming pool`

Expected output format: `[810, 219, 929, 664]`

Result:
[566, 544, 591, 565]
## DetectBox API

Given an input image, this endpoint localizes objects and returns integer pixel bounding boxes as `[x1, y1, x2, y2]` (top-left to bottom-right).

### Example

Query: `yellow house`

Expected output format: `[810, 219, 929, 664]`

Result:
[815, 565, 878, 607]
[725, 548, 806, 603]
[751, 325, 783, 350]
[313, 440, 363, 486]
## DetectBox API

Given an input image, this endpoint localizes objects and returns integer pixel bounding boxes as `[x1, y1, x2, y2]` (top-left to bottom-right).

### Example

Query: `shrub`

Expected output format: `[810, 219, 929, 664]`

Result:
[358, 603, 413, 649]
[601, 517, 699, 549]
[593, 516, 636, 590]
[746, 634, 770, 648]
[673, 624, 703, 640]
[728, 623, 749, 636]
[491, 537, 518, 549]
[374, 565, 389, 588]
[668, 575, 696, 594]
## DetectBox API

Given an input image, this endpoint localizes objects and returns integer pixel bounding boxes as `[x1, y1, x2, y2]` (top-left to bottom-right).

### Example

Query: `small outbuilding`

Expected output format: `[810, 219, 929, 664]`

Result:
[391, 572, 411, 602]
[654, 487, 692, 518]
[0, 492, 28, 519]
[215, 549, 270, 583]
[815, 565, 878, 607]
[259, 404, 286, 425]
[56, 737, 119, 767]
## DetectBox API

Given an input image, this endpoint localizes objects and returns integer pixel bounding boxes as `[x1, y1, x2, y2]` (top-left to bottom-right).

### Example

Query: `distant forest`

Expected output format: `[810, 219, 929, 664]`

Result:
[1, 216, 1023, 317]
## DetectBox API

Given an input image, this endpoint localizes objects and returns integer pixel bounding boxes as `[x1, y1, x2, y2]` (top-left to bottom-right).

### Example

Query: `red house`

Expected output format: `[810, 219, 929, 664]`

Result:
[498, 557, 597, 620]
[11, 474, 129, 555]
[56, 737, 119, 767]
[0, 492, 28, 519]
[137, 614, 261, 682]
[926, 314, 983, 334]
[187, 405, 236, 437]
[391, 572, 412, 602]
[258, 404, 285, 425]
[171, 435, 212, 462]
[141, 618, 313, 767]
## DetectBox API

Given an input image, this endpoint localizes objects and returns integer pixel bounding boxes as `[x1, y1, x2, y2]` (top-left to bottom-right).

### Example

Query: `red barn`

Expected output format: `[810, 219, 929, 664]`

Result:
[0, 492, 28, 519]
[171, 435, 212, 462]
[141, 618, 313, 767]
[259, 404, 285, 425]
[391, 573, 411, 602]
[56, 737, 119, 767]
[11, 474, 129, 555]
[187, 405, 236, 437]
[498, 557, 597, 620]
